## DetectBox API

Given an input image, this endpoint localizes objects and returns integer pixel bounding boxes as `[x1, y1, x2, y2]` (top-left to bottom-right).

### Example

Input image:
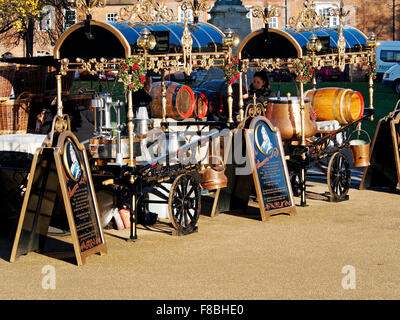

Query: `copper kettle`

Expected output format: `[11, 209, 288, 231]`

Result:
[200, 156, 228, 191]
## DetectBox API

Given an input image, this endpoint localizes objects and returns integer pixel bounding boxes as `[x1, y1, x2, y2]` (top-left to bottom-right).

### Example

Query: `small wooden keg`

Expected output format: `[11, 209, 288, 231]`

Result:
[305, 87, 364, 124]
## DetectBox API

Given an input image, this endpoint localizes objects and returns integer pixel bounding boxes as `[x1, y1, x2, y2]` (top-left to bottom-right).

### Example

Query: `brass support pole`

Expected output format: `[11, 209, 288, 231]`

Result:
[300, 80, 307, 206]
[127, 194, 137, 242]
[300, 167, 307, 207]
[227, 83, 233, 123]
[300, 81, 306, 148]
[161, 70, 167, 123]
[312, 52, 317, 91]
[127, 74, 135, 167]
[238, 72, 244, 121]
[56, 74, 63, 117]
[369, 73, 375, 122]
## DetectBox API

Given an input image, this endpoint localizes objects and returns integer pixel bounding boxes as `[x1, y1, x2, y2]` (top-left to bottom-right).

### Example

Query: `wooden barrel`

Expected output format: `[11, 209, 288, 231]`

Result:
[194, 92, 208, 119]
[149, 81, 195, 120]
[305, 87, 364, 124]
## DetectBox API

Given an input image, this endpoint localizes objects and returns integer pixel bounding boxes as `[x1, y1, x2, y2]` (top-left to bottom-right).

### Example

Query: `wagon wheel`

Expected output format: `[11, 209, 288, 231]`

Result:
[168, 173, 201, 234]
[327, 152, 351, 200]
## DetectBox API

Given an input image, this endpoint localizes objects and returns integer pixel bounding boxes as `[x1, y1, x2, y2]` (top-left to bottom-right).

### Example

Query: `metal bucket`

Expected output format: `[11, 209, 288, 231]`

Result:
[133, 118, 154, 137]
[349, 129, 370, 167]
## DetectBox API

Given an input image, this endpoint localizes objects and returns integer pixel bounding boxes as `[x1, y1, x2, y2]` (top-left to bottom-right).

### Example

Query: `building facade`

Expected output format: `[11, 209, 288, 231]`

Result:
[0, 0, 398, 58]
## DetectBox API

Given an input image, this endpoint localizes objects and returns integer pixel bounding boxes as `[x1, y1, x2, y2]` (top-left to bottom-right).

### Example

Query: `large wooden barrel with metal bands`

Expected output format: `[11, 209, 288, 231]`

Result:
[305, 87, 364, 124]
[149, 81, 195, 120]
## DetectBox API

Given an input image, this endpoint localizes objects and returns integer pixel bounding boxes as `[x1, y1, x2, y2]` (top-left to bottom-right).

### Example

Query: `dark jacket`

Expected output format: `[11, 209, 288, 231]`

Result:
[246, 84, 275, 108]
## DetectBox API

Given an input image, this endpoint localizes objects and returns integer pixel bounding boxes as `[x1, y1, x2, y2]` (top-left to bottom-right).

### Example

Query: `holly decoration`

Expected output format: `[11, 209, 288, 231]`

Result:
[369, 53, 377, 80]
[117, 57, 146, 92]
[224, 56, 240, 85]
[293, 57, 314, 84]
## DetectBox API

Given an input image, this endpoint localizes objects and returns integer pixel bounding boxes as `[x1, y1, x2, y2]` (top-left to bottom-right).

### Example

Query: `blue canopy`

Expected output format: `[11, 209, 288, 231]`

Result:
[54, 20, 226, 60]
[238, 26, 368, 60]
[284, 26, 368, 52]
[109, 21, 226, 53]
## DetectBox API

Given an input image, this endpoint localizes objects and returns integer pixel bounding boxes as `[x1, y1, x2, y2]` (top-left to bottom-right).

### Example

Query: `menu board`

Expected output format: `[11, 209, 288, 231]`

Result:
[360, 111, 400, 190]
[56, 132, 107, 264]
[60, 136, 103, 253]
[245, 116, 296, 220]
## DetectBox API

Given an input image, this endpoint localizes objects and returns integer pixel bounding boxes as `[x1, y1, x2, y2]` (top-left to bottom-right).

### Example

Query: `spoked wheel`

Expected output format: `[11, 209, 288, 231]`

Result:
[327, 152, 351, 200]
[168, 173, 201, 234]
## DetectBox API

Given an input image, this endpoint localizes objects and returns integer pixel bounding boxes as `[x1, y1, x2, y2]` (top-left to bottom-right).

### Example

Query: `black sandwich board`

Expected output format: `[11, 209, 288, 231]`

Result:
[213, 116, 296, 220]
[360, 111, 400, 191]
[245, 116, 296, 220]
[10, 131, 107, 266]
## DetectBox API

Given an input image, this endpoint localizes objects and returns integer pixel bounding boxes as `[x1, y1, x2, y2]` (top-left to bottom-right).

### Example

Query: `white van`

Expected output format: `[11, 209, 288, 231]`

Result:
[375, 41, 400, 81]
[382, 63, 400, 94]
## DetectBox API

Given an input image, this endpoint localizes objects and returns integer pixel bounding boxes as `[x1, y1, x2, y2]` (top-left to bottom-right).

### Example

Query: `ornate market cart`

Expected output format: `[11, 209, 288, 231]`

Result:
[233, 0, 378, 206]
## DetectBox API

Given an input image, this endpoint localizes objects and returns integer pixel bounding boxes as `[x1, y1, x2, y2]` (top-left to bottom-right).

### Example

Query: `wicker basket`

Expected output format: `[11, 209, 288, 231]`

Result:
[0, 98, 31, 134]
[13, 65, 47, 97]
[0, 64, 16, 99]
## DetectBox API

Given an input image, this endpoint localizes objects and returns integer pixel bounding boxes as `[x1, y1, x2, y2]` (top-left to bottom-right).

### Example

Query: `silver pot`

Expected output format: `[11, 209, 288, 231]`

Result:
[133, 119, 154, 137]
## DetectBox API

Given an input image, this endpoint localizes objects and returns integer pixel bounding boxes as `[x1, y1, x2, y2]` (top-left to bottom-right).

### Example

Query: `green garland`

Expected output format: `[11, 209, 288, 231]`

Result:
[293, 57, 314, 84]
[224, 56, 240, 85]
[369, 53, 377, 80]
[117, 57, 147, 92]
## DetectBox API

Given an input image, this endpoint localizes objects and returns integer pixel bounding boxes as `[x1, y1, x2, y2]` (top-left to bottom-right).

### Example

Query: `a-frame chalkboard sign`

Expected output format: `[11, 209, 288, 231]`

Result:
[360, 111, 400, 191]
[245, 116, 296, 220]
[10, 119, 107, 266]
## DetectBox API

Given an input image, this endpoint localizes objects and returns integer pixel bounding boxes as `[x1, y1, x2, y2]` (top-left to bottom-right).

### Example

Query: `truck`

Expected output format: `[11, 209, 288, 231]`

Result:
[382, 63, 400, 94]
[375, 40, 400, 81]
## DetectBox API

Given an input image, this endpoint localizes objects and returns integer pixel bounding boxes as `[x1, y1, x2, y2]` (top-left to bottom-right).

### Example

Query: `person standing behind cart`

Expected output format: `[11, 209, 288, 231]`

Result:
[126, 75, 153, 120]
[243, 70, 275, 108]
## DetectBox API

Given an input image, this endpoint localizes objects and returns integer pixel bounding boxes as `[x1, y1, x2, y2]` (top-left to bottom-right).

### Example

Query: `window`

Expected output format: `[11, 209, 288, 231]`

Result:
[36, 50, 50, 57]
[380, 50, 400, 63]
[246, 5, 278, 30]
[269, 16, 278, 28]
[316, 2, 340, 27]
[178, 7, 193, 22]
[38, 5, 54, 31]
[64, 9, 77, 30]
[106, 12, 118, 22]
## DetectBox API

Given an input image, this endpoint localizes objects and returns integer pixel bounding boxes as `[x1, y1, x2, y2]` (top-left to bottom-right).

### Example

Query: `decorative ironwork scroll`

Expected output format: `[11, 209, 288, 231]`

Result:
[288, 0, 329, 32]
[251, 5, 280, 26]
[119, 0, 175, 23]
[181, 19, 193, 75]
[329, 1, 350, 71]
[74, 0, 107, 16]
[176, 0, 211, 20]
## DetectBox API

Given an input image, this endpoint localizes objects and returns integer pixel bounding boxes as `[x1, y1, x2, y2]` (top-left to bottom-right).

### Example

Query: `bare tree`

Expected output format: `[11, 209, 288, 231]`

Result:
[355, 1, 393, 40]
